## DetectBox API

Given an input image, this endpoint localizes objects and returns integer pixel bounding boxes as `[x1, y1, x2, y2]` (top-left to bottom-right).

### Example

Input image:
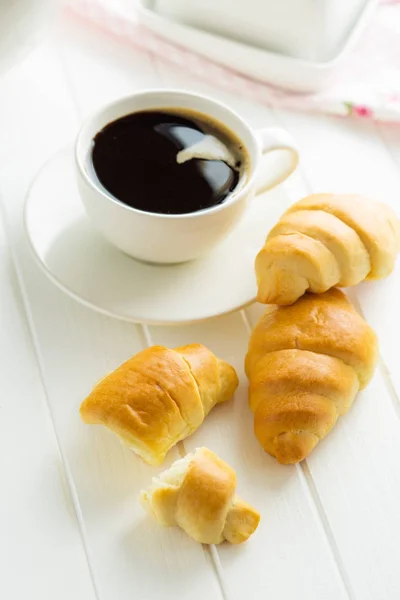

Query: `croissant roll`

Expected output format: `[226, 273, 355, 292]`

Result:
[255, 193, 400, 305]
[80, 344, 238, 465]
[245, 289, 378, 464]
[140, 447, 260, 544]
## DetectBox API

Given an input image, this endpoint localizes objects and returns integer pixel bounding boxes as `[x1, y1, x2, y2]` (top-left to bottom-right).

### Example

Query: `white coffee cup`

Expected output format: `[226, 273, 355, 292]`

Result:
[75, 89, 298, 264]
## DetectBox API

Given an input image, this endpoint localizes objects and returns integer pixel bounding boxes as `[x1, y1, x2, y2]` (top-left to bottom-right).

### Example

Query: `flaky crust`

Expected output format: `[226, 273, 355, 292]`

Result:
[245, 289, 378, 464]
[80, 344, 238, 465]
[140, 447, 260, 544]
[255, 193, 400, 305]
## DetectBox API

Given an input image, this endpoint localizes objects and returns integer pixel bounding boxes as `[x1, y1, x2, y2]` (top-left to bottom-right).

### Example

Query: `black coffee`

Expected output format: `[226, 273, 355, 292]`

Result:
[89, 109, 246, 215]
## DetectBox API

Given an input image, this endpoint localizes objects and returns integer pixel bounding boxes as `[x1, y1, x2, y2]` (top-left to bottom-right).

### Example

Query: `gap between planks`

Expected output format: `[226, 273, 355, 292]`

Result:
[298, 462, 356, 600]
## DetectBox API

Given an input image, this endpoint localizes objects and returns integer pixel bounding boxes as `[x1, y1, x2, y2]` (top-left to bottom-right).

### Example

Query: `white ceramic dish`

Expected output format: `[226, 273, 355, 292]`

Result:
[154, 0, 370, 63]
[137, 0, 378, 92]
[24, 146, 295, 325]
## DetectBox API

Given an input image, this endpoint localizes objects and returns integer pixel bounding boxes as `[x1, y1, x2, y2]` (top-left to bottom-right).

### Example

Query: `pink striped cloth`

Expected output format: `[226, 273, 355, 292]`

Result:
[68, 0, 400, 122]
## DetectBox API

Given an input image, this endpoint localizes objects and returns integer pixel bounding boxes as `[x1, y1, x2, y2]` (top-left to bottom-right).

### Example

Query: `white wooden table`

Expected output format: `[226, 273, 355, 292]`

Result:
[2, 13, 400, 600]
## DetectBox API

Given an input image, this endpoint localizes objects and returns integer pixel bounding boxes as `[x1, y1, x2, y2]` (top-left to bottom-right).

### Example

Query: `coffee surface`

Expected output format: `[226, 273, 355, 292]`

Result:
[90, 110, 244, 215]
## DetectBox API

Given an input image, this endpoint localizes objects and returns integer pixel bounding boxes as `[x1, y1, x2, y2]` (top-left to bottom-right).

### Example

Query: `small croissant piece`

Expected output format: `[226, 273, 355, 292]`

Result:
[245, 289, 378, 464]
[140, 447, 260, 544]
[80, 344, 238, 465]
[255, 193, 400, 305]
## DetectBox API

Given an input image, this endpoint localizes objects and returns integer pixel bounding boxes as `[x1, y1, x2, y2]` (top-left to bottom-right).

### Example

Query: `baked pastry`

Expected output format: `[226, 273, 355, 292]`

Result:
[255, 193, 400, 305]
[140, 447, 260, 544]
[245, 289, 378, 464]
[80, 344, 238, 465]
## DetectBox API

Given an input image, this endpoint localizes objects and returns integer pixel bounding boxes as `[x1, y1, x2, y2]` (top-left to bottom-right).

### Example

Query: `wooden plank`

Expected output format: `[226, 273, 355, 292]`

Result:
[142, 60, 352, 599]
[0, 216, 97, 600]
[271, 109, 400, 600]
[0, 29, 223, 600]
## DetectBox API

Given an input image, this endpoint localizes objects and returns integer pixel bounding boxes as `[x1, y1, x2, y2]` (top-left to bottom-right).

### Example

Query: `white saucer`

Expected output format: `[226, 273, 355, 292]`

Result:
[24, 146, 293, 325]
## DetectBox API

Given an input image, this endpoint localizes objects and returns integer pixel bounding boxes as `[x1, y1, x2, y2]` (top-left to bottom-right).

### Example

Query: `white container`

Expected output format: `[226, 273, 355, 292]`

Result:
[154, 0, 372, 62]
[138, 0, 377, 92]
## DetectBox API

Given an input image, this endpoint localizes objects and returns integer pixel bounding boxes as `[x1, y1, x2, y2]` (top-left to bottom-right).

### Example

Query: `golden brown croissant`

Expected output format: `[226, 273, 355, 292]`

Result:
[80, 344, 238, 465]
[140, 447, 260, 544]
[245, 289, 378, 464]
[256, 193, 400, 305]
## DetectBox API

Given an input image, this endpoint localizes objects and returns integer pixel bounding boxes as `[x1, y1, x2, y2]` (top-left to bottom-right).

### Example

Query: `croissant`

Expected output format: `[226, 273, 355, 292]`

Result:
[140, 447, 260, 544]
[80, 344, 238, 465]
[245, 289, 378, 464]
[255, 193, 400, 305]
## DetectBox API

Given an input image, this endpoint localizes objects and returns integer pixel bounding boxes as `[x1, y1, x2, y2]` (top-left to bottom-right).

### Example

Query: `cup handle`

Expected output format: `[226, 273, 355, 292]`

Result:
[255, 127, 299, 195]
